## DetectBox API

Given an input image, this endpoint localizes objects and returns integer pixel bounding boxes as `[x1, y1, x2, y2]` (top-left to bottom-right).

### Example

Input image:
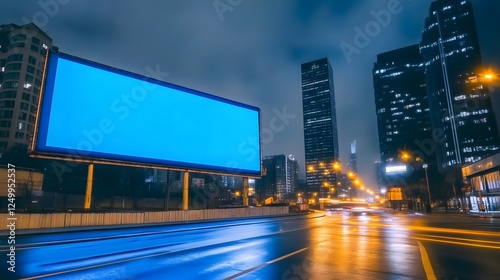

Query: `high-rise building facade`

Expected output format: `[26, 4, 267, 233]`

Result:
[274, 155, 287, 199]
[285, 154, 299, 195]
[420, 0, 499, 169]
[257, 154, 298, 201]
[0, 23, 56, 155]
[258, 156, 276, 199]
[301, 58, 340, 194]
[373, 44, 432, 164]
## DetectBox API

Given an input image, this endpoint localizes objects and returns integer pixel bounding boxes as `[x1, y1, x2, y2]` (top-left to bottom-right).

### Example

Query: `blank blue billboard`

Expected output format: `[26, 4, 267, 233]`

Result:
[33, 52, 261, 176]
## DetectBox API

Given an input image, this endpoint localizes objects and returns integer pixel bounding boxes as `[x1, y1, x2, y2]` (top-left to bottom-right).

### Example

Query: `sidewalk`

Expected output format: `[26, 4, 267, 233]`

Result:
[466, 210, 500, 218]
[387, 207, 500, 218]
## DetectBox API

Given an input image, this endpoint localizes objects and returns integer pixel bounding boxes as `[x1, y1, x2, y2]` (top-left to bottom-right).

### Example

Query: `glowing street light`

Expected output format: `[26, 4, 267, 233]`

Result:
[401, 151, 410, 161]
[333, 162, 341, 171]
[479, 68, 499, 88]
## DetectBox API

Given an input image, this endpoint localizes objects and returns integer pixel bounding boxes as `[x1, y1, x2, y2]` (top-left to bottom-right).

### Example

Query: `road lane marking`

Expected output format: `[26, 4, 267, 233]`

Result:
[415, 234, 500, 245]
[223, 247, 310, 280]
[223, 239, 327, 280]
[414, 237, 500, 250]
[407, 226, 500, 237]
[20, 224, 322, 279]
[417, 241, 437, 280]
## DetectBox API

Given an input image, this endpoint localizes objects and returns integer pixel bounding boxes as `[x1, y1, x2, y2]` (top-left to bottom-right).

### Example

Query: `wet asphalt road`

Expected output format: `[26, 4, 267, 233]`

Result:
[1, 209, 500, 280]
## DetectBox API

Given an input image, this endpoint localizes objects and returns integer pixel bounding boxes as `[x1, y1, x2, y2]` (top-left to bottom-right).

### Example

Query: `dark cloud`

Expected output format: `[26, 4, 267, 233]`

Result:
[2, 0, 498, 188]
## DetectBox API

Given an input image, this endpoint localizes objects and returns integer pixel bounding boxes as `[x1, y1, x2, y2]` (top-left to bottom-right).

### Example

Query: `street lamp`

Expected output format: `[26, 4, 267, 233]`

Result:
[423, 163, 432, 213]
[333, 162, 341, 171]
[478, 69, 499, 90]
[401, 151, 410, 161]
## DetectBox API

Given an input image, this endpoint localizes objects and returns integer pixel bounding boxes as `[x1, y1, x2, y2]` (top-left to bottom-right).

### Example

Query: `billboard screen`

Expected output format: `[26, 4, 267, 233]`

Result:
[32, 52, 261, 176]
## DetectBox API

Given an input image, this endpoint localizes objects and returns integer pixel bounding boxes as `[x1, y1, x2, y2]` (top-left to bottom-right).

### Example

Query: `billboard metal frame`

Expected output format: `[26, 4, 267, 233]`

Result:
[30, 51, 262, 178]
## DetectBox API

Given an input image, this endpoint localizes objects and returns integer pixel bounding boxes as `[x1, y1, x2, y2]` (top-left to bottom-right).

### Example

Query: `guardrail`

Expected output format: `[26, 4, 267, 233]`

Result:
[0, 206, 289, 230]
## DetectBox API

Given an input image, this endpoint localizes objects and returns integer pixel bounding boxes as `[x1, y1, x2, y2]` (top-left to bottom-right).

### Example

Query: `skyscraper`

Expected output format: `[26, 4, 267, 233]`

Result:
[285, 154, 299, 195]
[373, 44, 432, 164]
[420, 0, 499, 169]
[0, 23, 57, 155]
[257, 154, 298, 201]
[349, 140, 357, 173]
[301, 58, 340, 195]
[373, 44, 437, 197]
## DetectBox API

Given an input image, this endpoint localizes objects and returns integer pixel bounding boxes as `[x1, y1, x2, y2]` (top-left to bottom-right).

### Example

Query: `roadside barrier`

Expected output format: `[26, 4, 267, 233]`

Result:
[0, 206, 289, 230]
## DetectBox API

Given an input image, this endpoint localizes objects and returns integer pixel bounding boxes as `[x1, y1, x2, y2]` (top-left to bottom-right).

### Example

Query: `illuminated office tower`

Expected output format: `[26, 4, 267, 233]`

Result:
[301, 58, 340, 196]
[373, 44, 432, 163]
[420, 0, 499, 169]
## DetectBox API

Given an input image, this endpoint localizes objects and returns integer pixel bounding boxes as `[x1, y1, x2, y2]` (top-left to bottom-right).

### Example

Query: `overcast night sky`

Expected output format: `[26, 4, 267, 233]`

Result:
[2, 0, 499, 188]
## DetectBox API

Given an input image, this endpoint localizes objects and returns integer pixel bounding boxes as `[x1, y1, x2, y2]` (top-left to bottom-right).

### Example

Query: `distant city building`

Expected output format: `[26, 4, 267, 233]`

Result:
[373, 44, 432, 164]
[247, 178, 256, 197]
[257, 154, 298, 201]
[285, 154, 299, 195]
[374, 161, 385, 194]
[258, 156, 276, 199]
[0, 23, 57, 155]
[420, 0, 499, 169]
[274, 155, 287, 199]
[222, 176, 242, 189]
[349, 140, 357, 173]
[301, 58, 340, 195]
[336, 173, 352, 199]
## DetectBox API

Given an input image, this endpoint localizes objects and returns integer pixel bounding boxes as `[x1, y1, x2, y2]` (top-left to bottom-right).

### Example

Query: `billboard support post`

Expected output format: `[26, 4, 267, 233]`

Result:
[182, 171, 189, 210]
[84, 164, 94, 210]
[243, 177, 249, 206]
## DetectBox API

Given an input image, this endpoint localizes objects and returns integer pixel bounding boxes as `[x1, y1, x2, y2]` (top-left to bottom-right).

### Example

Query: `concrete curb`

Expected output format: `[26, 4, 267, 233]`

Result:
[385, 210, 499, 219]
